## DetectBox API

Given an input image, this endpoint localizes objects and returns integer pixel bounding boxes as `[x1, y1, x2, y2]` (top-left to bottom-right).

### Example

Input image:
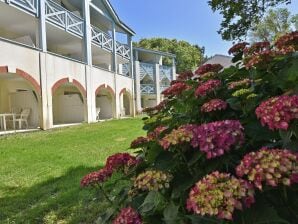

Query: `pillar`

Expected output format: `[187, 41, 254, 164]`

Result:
[155, 64, 161, 105]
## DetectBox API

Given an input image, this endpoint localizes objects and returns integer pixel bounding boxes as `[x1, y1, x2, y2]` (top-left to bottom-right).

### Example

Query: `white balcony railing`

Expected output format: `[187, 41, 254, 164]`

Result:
[91, 25, 113, 52]
[159, 65, 172, 81]
[3, 0, 38, 15]
[116, 42, 130, 59]
[141, 84, 155, 94]
[122, 63, 130, 77]
[139, 62, 155, 81]
[45, 0, 84, 37]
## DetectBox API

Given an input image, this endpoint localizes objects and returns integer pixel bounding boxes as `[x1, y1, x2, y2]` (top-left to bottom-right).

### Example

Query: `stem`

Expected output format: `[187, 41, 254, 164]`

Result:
[98, 184, 114, 206]
[177, 149, 196, 177]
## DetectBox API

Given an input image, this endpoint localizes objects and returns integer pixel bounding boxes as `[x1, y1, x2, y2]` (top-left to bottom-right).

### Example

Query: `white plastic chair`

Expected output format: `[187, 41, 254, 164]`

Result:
[96, 108, 101, 120]
[15, 108, 31, 129]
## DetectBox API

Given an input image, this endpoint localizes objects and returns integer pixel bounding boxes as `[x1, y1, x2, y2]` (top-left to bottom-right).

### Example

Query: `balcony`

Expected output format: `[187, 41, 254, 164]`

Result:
[141, 84, 155, 94]
[91, 25, 113, 51]
[45, 0, 84, 38]
[116, 42, 130, 59]
[1, 0, 38, 16]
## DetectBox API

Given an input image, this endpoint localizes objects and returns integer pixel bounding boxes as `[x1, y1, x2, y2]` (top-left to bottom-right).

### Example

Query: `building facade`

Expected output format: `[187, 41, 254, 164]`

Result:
[0, 0, 176, 130]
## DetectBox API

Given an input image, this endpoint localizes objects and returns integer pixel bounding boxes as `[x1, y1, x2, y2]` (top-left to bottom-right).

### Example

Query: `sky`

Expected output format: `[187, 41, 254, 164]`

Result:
[109, 0, 298, 57]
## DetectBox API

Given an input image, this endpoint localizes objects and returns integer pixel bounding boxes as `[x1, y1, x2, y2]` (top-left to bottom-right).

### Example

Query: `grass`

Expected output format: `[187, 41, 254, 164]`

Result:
[0, 118, 145, 224]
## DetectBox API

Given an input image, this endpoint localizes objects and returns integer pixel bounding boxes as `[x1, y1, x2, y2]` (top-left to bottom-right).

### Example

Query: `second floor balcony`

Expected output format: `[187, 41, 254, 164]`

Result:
[0, 0, 132, 72]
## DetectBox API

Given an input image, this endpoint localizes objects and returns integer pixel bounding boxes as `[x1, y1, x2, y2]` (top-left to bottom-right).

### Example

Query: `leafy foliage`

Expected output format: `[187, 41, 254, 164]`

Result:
[249, 8, 298, 42]
[82, 32, 298, 223]
[208, 0, 292, 40]
[134, 38, 204, 73]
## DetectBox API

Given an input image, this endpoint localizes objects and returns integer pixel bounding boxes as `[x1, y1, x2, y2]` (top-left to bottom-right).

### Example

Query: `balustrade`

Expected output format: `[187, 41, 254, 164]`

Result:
[3, 0, 38, 15]
[141, 84, 155, 94]
[45, 0, 84, 37]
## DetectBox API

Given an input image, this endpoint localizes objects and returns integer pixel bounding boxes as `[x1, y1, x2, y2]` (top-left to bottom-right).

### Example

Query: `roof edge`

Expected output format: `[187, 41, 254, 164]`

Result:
[133, 47, 176, 58]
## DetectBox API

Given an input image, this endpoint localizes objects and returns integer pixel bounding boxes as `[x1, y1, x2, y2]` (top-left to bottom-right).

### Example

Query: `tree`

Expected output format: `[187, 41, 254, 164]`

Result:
[249, 8, 297, 42]
[292, 14, 298, 30]
[134, 38, 204, 73]
[208, 0, 292, 41]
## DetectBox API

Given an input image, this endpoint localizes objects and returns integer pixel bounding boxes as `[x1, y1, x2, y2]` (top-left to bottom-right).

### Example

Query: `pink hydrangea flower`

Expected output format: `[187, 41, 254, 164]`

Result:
[236, 148, 298, 190]
[275, 31, 298, 52]
[228, 79, 251, 90]
[255, 95, 298, 130]
[162, 82, 191, 97]
[186, 171, 255, 220]
[106, 153, 141, 170]
[191, 120, 244, 159]
[195, 64, 223, 75]
[201, 99, 228, 113]
[147, 126, 168, 141]
[81, 153, 140, 187]
[130, 136, 149, 149]
[112, 207, 142, 224]
[80, 167, 113, 187]
[195, 80, 221, 97]
[228, 42, 249, 55]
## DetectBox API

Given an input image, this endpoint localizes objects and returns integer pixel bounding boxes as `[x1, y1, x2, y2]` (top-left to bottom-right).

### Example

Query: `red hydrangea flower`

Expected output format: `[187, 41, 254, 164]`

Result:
[191, 120, 244, 159]
[195, 80, 221, 97]
[186, 171, 255, 220]
[147, 126, 168, 141]
[228, 42, 249, 55]
[275, 31, 298, 52]
[112, 207, 142, 224]
[81, 153, 140, 187]
[195, 64, 223, 75]
[177, 71, 194, 81]
[80, 167, 113, 187]
[244, 41, 271, 56]
[236, 148, 298, 190]
[162, 82, 191, 97]
[159, 125, 194, 150]
[130, 136, 149, 149]
[201, 99, 228, 113]
[244, 50, 277, 69]
[106, 153, 141, 170]
[255, 95, 298, 130]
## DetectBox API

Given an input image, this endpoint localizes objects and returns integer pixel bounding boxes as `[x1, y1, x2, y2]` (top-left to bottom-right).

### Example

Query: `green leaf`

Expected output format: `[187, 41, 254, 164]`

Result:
[140, 191, 166, 215]
[163, 202, 179, 224]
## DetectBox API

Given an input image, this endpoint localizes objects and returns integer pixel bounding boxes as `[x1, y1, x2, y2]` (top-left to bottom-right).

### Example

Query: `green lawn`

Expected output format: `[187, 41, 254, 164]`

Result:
[0, 118, 145, 224]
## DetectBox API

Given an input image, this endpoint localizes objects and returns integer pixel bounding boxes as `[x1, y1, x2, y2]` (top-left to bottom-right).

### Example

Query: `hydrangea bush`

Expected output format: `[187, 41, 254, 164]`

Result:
[81, 32, 298, 223]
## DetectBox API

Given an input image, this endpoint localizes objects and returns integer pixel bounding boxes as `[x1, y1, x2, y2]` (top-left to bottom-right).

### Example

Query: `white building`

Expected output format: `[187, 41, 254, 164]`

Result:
[0, 0, 176, 130]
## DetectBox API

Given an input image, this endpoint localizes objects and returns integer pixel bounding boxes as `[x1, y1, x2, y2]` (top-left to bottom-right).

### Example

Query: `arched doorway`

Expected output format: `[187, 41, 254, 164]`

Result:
[95, 85, 115, 120]
[0, 67, 41, 130]
[52, 78, 86, 125]
[119, 89, 132, 117]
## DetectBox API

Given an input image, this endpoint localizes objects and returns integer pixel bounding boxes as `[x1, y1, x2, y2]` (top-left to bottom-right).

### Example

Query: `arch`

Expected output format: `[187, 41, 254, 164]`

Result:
[51, 78, 87, 125]
[119, 88, 133, 116]
[0, 66, 41, 96]
[52, 78, 86, 97]
[0, 66, 41, 128]
[95, 84, 115, 97]
[95, 84, 116, 120]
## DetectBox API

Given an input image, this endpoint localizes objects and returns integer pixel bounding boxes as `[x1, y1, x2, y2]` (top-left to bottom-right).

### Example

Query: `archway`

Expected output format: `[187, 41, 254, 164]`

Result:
[119, 88, 132, 117]
[0, 67, 41, 130]
[52, 78, 87, 125]
[95, 85, 115, 120]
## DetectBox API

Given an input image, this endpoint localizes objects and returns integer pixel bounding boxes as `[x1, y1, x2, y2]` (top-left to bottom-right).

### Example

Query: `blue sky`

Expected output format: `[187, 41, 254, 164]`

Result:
[110, 0, 298, 56]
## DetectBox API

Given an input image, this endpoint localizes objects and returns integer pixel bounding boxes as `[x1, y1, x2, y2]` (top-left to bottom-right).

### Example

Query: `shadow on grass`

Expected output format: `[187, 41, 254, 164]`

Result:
[0, 166, 107, 224]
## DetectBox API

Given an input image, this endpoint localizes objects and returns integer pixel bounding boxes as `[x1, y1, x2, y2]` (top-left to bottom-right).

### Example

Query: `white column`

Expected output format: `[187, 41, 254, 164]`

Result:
[112, 23, 117, 73]
[134, 61, 142, 112]
[83, 0, 92, 65]
[38, 0, 47, 51]
[128, 35, 136, 116]
[155, 64, 161, 105]
[39, 52, 53, 129]
[172, 58, 176, 80]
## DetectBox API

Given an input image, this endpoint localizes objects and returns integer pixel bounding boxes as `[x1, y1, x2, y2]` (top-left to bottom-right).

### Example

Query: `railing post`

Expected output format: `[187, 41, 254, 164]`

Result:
[155, 64, 161, 105]
[38, 0, 47, 52]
